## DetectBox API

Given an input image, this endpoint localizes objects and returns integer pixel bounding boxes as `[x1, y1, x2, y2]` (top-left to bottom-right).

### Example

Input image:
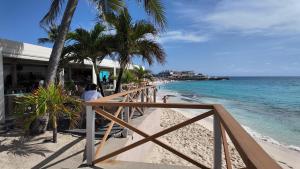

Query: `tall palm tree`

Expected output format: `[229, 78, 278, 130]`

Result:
[63, 23, 114, 96]
[41, 0, 166, 86]
[107, 9, 166, 93]
[38, 24, 73, 86]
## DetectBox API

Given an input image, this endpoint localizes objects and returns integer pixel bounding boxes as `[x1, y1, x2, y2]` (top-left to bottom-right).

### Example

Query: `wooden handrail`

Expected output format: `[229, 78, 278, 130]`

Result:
[85, 85, 155, 104]
[220, 123, 232, 169]
[213, 104, 282, 169]
[94, 108, 212, 169]
[94, 96, 128, 158]
[87, 102, 215, 109]
[84, 86, 282, 169]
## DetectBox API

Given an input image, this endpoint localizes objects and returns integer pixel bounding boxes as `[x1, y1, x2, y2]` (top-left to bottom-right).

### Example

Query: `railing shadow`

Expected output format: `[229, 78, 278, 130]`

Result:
[31, 137, 84, 169]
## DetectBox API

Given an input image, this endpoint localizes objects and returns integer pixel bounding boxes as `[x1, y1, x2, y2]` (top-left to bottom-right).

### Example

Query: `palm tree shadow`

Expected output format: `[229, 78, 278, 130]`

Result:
[0, 136, 52, 157]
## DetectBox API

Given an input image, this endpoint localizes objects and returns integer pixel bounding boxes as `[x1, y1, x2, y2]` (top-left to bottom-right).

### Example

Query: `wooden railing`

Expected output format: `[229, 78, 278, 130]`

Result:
[85, 86, 282, 169]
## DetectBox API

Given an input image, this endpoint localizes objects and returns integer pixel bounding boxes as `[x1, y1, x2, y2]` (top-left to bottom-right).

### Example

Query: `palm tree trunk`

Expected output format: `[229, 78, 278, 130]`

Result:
[45, 0, 78, 86]
[115, 67, 124, 93]
[40, 0, 78, 136]
[92, 61, 105, 97]
[52, 116, 57, 143]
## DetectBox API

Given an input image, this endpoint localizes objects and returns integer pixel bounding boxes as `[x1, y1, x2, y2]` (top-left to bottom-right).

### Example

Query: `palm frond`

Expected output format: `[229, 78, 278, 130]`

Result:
[135, 39, 166, 65]
[132, 20, 157, 40]
[15, 84, 82, 130]
[137, 0, 167, 30]
[40, 0, 65, 26]
[38, 38, 53, 44]
[92, 0, 124, 21]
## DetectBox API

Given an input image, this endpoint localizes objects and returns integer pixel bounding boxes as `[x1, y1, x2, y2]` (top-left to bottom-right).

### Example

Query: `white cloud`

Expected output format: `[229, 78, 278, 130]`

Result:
[157, 31, 208, 43]
[177, 0, 300, 35]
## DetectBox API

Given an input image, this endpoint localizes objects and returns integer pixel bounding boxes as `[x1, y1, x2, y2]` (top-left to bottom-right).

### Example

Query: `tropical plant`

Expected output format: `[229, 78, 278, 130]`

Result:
[41, 0, 166, 86]
[106, 9, 166, 93]
[63, 23, 114, 96]
[132, 66, 153, 83]
[15, 84, 81, 143]
[121, 69, 136, 84]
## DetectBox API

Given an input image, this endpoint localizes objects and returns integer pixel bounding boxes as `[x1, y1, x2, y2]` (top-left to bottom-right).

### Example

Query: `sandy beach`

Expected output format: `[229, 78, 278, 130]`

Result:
[0, 83, 299, 169]
[145, 108, 245, 169]
[0, 131, 87, 169]
[146, 86, 300, 169]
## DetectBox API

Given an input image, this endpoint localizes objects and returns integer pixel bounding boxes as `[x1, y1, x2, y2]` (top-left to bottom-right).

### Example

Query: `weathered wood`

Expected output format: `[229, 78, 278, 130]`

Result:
[121, 105, 129, 137]
[214, 114, 222, 169]
[86, 106, 95, 165]
[146, 88, 149, 102]
[153, 88, 157, 103]
[94, 97, 127, 159]
[141, 89, 145, 112]
[214, 104, 282, 169]
[220, 123, 232, 169]
[94, 108, 213, 169]
[90, 102, 215, 109]
[86, 86, 154, 104]
[135, 107, 144, 116]
[84, 86, 281, 169]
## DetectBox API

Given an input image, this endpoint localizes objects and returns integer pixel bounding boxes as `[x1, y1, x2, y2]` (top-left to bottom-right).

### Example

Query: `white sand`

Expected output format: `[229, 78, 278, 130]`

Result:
[0, 131, 87, 169]
[145, 108, 245, 169]
[150, 89, 300, 169]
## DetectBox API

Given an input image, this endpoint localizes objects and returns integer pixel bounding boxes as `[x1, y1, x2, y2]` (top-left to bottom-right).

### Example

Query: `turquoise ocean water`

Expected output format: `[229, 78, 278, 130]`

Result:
[160, 77, 300, 150]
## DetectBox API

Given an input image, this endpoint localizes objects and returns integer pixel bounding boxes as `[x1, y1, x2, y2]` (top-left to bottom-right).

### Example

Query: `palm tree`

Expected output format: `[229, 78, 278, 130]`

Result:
[107, 9, 166, 93]
[63, 23, 114, 96]
[132, 66, 153, 83]
[41, 0, 166, 86]
[38, 24, 60, 44]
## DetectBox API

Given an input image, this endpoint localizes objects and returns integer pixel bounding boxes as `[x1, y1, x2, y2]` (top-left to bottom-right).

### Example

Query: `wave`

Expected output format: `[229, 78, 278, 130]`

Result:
[158, 86, 300, 153]
[243, 125, 300, 152]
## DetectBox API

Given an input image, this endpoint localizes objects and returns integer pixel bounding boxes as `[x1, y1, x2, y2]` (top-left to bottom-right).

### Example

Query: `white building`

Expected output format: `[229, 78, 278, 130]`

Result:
[0, 38, 137, 124]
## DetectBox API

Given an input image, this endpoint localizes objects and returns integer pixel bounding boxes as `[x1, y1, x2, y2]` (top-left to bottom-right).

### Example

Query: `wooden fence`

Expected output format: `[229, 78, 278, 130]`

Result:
[85, 85, 282, 169]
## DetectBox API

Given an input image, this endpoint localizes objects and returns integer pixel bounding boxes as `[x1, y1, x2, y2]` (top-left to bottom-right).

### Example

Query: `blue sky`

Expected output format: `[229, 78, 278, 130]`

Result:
[1, 0, 300, 76]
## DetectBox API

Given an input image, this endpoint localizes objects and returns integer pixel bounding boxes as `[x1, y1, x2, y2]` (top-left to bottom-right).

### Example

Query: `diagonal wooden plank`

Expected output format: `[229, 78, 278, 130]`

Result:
[94, 108, 213, 169]
[220, 123, 232, 169]
[214, 104, 282, 169]
[94, 96, 128, 159]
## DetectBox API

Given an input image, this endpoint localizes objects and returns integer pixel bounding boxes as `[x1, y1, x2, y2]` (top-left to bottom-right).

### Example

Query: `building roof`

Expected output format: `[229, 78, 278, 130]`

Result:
[0, 38, 137, 69]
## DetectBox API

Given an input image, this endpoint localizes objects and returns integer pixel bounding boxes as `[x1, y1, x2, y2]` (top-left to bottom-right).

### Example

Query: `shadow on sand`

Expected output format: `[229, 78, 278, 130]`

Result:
[31, 137, 85, 169]
[0, 136, 53, 157]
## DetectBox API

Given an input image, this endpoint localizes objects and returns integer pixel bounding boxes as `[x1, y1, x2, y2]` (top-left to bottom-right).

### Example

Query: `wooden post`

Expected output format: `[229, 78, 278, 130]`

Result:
[141, 89, 144, 112]
[153, 88, 157, 103]
[86, 106, 95, 165]
[214, 114, 222, 169]
[146, 88, 149, 102]
[122, 105, 129, 138]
